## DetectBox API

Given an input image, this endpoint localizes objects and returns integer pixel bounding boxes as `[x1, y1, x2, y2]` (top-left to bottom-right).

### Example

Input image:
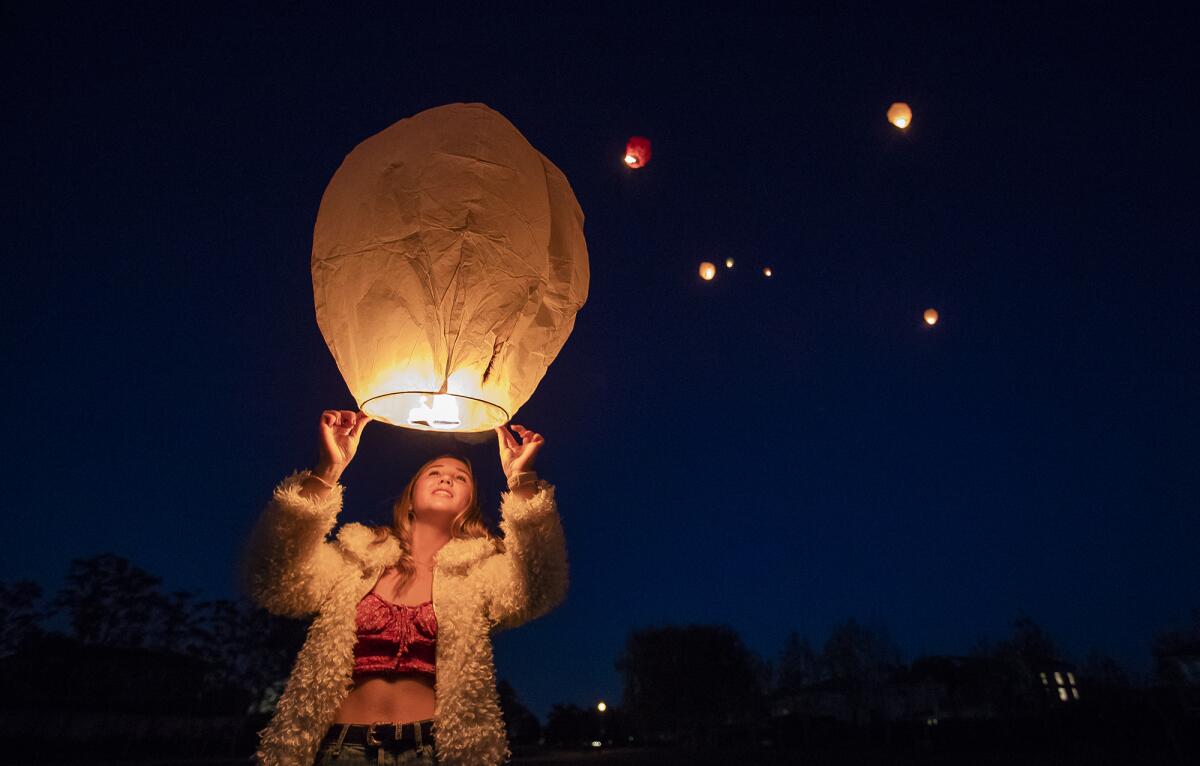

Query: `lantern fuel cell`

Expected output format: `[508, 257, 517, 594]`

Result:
[312, 103, 590, 432]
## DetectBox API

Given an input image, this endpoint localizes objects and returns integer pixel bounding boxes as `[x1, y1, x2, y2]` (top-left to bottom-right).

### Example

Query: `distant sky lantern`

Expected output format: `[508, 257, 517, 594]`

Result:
[699, 261, 716, 281]
[763, 267, 773, 277]
[624, 136, 651, 168]
[887, 102, 912, 129]
[312, 103, 589, 432]
[725, 257, 735, 268]
[924, 308, 939, 325]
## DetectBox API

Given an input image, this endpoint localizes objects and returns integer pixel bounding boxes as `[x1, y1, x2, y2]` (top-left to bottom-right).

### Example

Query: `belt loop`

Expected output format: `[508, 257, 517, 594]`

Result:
[413, 721, 423, 749]
[330, 723, 349, 758]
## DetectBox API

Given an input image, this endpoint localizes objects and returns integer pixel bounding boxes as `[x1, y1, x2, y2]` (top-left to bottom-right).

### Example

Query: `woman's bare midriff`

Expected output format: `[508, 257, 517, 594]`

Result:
[334, 565, 437, 725]
[335, 673, 436, 723]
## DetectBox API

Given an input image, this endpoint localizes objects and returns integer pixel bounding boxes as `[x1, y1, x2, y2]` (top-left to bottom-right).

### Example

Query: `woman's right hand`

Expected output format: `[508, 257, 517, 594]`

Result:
[316, 409, 373, 479]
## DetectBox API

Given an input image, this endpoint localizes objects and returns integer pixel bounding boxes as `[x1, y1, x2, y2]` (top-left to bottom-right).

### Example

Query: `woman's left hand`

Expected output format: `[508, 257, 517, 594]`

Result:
[496, 424, 544, 478]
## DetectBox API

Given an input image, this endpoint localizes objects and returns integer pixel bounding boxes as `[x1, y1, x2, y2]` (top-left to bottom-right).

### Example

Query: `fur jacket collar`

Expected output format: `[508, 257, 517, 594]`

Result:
[239, 470, 568, 766]
[333, 520, 496, 572]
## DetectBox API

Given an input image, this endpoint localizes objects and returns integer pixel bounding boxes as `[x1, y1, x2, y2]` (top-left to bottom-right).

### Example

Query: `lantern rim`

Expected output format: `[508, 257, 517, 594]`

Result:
[361, 391, 511, 433]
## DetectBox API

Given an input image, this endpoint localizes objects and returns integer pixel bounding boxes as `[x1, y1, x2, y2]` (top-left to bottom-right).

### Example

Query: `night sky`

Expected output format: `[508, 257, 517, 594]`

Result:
[3, 3, 1198, 722]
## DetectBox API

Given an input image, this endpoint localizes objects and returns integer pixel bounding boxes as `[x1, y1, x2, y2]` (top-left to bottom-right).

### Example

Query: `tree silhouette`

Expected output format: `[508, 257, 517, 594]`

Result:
[0, 580, 49, 656]
[190, 596, 308, 711]
[496, 678, 542, 746]
[1079, 649, 1131, 691]
[51, 553, 201, 649]
[775, 630, 820, 694]
[544, 703, 595, 747]
[36, 553, 308, 716]
[615, 624, 767, 745]
[821, 618, 902, 686]
[819, 618, 903, 724]
[1152, 607, 1200, 686]
[971, 612, 1065, 714]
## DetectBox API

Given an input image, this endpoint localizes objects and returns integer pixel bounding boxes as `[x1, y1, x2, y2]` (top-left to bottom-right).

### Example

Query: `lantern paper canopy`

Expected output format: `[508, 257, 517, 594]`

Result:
[312, 103, 590, 432]
[887, 102, 912, 129]
[624, 136, 652, 168]
[924, 308, 939, 325]
[699, 262, 716, 281]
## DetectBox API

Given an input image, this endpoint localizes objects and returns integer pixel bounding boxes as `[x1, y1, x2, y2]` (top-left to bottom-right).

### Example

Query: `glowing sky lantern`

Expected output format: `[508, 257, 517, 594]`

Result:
[312, 103, 589, 432]
[763, 267, 773, 277]
[924, 308, 939, 326]
[624, 136, 651, 168]
[699, 261, 716, 281]
[725, 257, 735, 268]
[887, 102, 912, 129]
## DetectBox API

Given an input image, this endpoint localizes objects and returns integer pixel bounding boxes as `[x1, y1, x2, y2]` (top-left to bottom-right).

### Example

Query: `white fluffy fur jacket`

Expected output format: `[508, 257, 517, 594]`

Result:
[237, 469, 569, 766]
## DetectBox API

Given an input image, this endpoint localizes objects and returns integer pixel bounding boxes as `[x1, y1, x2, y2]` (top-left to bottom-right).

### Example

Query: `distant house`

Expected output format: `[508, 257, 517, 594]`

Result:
[769, 675, 943, 726]
[1034, 665, 1082, 703]
[771, 655, 1085, 726]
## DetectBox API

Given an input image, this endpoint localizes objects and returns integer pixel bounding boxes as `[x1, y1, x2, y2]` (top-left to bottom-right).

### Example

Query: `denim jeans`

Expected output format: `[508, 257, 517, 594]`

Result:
[313, 720, 437, 765]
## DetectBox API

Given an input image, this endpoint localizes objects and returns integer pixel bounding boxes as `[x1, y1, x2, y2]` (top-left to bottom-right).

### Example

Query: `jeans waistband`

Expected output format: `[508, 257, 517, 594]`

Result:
[321, 719, 435, 751]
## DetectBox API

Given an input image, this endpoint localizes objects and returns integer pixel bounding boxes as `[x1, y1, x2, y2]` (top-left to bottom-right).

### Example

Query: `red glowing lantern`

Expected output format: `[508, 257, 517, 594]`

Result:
[624, 136, 652, 169]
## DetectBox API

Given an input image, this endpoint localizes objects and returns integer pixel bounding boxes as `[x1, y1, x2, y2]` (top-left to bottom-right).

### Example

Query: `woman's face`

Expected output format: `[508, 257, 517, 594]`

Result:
[412, 457, 473, 519]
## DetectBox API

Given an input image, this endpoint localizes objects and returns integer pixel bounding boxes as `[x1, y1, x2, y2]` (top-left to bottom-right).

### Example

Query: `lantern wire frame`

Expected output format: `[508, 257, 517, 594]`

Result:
[361, 391, 511, 432]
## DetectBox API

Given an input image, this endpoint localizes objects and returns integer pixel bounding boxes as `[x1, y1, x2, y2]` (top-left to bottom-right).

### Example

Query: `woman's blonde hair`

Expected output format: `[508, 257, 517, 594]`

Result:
[370, 454, 505, 577]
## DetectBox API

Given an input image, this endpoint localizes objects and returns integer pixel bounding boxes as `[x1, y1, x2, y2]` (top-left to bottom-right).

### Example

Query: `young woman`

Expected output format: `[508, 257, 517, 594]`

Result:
[239, 410, 569, 765]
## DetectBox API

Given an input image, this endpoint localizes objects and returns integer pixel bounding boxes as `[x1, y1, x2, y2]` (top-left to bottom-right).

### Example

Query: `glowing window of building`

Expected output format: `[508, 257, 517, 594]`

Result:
[1040, 672, 1048, 686]
[1054, 671, 1064, 686]
[1071, 688, 1080, 700]
[1057, 687, 1068, 702]
[1067, 672, 1076, 686]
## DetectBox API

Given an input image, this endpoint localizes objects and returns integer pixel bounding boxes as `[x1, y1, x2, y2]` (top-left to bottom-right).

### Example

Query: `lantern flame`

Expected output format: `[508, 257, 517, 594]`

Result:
[408, 394, 462, 430]
[624, 154, 637, 166]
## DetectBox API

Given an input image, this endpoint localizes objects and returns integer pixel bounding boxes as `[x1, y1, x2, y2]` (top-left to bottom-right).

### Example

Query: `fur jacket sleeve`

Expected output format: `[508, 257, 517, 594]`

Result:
[480, 481, 569, 633]
[236, 469, 355, 619]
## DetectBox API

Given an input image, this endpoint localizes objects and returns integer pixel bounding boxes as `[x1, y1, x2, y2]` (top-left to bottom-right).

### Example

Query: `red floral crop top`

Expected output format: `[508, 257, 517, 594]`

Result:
[351, 591, 438, 678]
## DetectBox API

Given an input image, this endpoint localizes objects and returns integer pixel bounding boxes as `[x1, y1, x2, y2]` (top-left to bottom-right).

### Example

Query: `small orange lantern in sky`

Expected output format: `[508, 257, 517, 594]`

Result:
[624, 136, 652, 168]
[924, 308, 939, 325]
[699, 262, 716, 281]
[763, 266, 773, 278]
[725, 257, 735, 268]
[887, 102, 912, 129]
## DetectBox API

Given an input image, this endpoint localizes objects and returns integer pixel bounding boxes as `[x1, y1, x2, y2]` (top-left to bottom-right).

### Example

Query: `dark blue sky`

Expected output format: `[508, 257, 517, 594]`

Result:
[3, 3, 1197, 721]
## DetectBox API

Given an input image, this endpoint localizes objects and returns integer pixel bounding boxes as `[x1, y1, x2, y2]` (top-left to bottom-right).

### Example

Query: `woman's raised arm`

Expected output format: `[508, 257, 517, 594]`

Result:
[236, 410, 371, 618]
[482, 425, 569, 631]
